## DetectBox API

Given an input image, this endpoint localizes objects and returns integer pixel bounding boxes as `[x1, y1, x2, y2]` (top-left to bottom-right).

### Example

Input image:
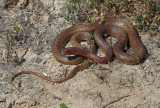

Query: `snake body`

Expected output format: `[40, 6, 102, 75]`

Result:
[51, 20, 102, 65]
[64, 18, 147, 65]
[104, 18, 147, 64]
[11, 18, 147, 87]
[63, 24, 129, 64]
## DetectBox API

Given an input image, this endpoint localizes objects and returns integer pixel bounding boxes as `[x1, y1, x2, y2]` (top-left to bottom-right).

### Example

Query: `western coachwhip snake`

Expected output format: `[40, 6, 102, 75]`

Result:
[11, 18, 147, 89]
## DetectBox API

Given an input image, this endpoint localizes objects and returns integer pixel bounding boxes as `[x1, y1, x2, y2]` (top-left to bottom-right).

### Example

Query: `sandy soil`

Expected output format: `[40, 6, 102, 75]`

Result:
[0, 0, 160, 108]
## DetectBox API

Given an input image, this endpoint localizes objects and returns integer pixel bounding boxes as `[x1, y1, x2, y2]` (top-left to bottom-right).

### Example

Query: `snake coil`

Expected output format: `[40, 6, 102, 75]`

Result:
[11, 18, 147, 88]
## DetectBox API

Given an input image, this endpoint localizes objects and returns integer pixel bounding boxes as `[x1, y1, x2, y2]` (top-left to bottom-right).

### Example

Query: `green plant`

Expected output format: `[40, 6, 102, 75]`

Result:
[0, 77, 4, 80]
[128, 78, 134, 84]
[64, 0, 160, 34]
[10, 87, 14, 93]
[4, 24, 20, 62]
[59, 103, 68, 108]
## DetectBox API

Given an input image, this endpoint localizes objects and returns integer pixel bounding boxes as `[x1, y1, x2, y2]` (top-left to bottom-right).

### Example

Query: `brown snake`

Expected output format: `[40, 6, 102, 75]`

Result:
[11, 18, 147, 88]
[103, 18, 147, 64]
[64, 18, 147, 65]
[63, 24, 128, 64]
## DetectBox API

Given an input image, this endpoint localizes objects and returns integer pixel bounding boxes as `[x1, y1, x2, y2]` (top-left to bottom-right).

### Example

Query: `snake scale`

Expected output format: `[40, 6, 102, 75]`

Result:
[11, 18, 147, 87]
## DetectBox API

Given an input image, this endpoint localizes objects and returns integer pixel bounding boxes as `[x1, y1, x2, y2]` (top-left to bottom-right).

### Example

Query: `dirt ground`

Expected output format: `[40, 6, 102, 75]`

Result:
[0, 0, 160, 108]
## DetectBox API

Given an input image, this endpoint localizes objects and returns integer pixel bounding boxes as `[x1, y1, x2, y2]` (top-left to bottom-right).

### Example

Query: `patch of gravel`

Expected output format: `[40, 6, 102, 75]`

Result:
[0, 0, 160, 108]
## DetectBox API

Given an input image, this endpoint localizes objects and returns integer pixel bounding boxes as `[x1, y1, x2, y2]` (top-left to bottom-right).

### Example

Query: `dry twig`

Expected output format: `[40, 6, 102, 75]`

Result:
[103, 95, 131, 108]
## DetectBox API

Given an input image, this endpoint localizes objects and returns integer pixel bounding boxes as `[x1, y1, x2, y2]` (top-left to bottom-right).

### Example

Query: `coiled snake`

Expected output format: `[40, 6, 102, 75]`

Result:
[11, 18, 147, 88]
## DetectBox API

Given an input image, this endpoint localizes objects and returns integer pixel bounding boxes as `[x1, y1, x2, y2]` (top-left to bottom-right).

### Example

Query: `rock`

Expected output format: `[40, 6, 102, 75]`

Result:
[0, 96, 6, 102]
[43, 53, 51, 60]
[28, 100, 36, 106]
[15, 95, 30, 105]
[5, 102, 12, 108]
[35, 57, 42, 63]
[157, 42, 160, 48]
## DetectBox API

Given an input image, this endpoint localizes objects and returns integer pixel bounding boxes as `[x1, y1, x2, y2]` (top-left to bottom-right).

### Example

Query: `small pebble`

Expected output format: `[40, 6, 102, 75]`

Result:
[157, 42, 160, 48]
[28, 100, 36, 106]
[44, 54, 51, 60]
[5, 102, 12, 108]
[35, 57, 42, 63]
[0, 97, 6, 102]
